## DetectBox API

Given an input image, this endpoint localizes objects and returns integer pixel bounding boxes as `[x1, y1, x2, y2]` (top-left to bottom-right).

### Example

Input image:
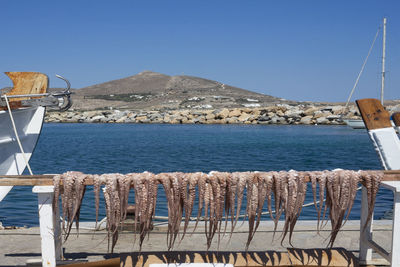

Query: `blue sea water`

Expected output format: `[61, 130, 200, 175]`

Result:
[0, 123, 393, 227]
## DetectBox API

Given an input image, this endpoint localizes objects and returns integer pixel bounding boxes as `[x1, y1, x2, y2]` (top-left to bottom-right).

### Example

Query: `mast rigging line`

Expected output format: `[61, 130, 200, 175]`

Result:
[3, 95, 34, 175]
[344, 25, 381, 111]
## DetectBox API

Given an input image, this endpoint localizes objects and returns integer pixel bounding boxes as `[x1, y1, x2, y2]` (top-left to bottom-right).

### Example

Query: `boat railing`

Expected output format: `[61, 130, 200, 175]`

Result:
[0, 73, 73, 111]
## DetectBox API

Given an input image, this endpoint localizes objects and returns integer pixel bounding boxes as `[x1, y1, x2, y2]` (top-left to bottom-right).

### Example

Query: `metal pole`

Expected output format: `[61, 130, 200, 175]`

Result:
[381, 18, 387, 105]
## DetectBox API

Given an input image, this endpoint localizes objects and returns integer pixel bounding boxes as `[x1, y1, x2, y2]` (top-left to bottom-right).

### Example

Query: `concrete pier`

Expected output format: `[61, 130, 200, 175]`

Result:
[0, 220, 393, 266]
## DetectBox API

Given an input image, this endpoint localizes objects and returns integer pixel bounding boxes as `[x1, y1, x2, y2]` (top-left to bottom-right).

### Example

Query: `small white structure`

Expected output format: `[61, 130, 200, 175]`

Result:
[33, 186, 62, 267]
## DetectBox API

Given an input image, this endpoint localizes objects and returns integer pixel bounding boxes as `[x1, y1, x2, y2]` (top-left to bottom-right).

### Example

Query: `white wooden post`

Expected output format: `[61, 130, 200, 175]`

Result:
[33, 186, 62, 267]
[359, 187, 373, 263]
[361, 181, 400, 267]
[384, 182, 400, 266]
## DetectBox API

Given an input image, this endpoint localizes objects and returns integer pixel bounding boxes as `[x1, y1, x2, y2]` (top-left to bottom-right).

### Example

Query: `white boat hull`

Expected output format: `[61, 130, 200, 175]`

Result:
[0, 106, 45, 201]
[343, 119, 365, 129]
[344, 118, 396, 130]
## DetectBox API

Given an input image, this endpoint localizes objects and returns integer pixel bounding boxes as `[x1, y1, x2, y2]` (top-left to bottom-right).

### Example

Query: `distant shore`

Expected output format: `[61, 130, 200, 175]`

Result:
[45, 103, 396, 125]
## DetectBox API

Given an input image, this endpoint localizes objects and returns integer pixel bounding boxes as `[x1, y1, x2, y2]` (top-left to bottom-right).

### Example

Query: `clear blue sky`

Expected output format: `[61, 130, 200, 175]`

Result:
[1, 1, 399, 102]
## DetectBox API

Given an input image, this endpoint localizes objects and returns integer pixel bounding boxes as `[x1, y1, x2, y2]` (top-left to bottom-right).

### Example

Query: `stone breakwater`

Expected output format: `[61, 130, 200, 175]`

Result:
[45, 104, 393, 125]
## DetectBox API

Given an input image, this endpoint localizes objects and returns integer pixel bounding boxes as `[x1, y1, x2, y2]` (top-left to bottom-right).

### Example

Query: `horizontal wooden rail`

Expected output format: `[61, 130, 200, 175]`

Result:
[0, 174, 55, 186]
[0, 171, 400, 186]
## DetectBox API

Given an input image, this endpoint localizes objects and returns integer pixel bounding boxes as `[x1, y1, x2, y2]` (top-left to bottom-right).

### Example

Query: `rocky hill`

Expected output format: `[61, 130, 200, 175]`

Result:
[71, 71, 292, 110]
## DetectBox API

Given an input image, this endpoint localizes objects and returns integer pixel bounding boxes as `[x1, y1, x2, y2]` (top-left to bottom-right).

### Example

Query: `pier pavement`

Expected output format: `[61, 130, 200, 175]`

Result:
[0, 220, 392, 266]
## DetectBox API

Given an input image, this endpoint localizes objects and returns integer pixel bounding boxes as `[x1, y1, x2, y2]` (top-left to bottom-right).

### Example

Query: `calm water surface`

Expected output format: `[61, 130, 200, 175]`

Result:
[0, 123, 392, 226]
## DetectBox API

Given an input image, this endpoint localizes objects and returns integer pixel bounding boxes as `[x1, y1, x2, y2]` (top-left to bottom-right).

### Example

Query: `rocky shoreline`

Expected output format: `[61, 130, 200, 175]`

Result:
[45, 103, 399, 125]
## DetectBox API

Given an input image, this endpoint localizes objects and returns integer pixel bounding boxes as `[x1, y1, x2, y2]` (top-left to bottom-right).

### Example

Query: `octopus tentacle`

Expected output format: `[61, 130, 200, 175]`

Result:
[245, 172, 259, 250]
[193, 173, 207, 233]
[280, 171, 297, 245]
[204, 181, 211, 249]
[103, 173, 123, 252]
[288, 171, 307, 245]
[360, 170, 383, 230]
[207, 173, 219, 249]
[228, 172, 240, 237]
[158, 173, 173, 250]
[60, 171, 87, 240]
[272, 171, 288, 239]
[318, 171, 328, 231]
[181, 173, 193, 240]
[93, 174, 103, 229]
[52, 174, 62, 221]
[233, 172, 248, 232]
[209, 171, 227, 249]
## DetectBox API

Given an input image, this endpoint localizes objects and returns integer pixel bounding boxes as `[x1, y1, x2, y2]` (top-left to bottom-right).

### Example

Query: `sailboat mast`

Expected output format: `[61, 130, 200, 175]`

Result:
[380, 17, 387, 105]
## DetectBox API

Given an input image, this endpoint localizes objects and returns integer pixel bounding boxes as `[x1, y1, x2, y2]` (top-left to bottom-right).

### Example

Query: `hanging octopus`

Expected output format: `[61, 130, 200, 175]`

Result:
[52, 169, 383, 251]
